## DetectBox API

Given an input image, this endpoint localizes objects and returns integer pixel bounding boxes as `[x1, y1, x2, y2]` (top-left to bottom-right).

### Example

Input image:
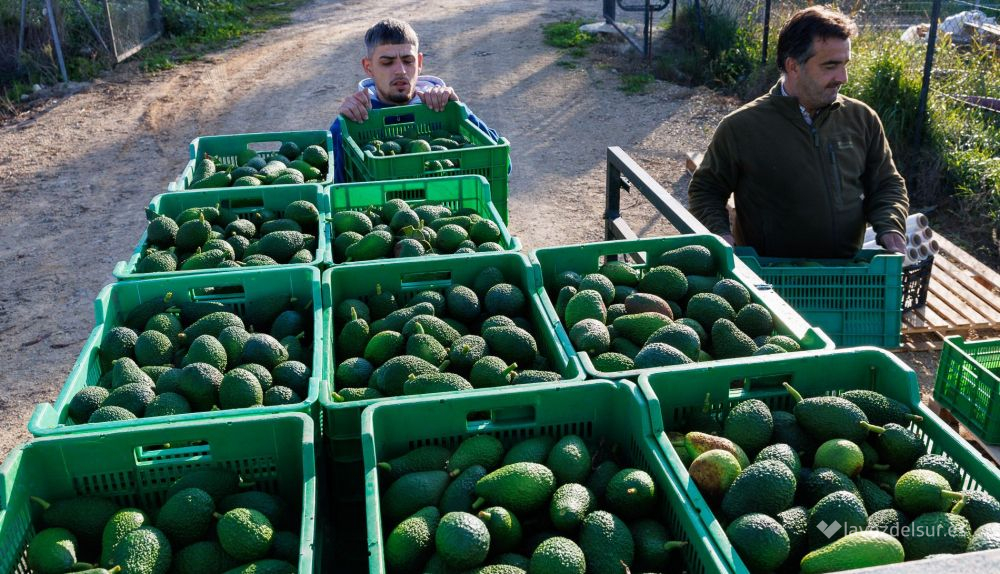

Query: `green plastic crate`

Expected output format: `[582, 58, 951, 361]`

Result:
[339, 102, 511, 223]
[0, 413, 316, 574]
[28, 266, 323, 437]
[169, 130, 335, 191]
[934, 336, 1000, 444]
[324, 175, 520, 266]
[318, 253, 584, 572]
[638, 348, 1000, 574]
[113, 184, 330, 280]
[360, 379, 732, 574]
[530, 235, 833, 381]
[736, 247, 904, 348]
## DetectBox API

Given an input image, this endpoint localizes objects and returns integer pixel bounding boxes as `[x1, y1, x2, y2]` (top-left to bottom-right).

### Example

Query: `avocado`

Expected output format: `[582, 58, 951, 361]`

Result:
[156, 487, 214, 546]
[473, 462, 556, 515]
[723, 399, 773, 456]
[725, 513, 789, 573]
[800, 530, 904, 573]
[546, 435, 591, 485]
[27, 527, 84, 574]
[216, 508, 274, 561]
[107, 526, 172, 574]
[385, 506, 441, 573]
[605, 468, 655, 520]
[478, 507, 523, 555]
[435, 511, 491, 570]
[807, 490, 868, 549]
[530, 536, 586, 574]
[578, 510, 634, 574]
[721, 460, 796, 518]
[382, 470, 451, 526]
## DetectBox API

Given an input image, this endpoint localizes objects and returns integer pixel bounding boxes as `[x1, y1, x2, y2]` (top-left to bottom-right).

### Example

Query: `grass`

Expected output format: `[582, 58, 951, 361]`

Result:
[542, 20, 598, 51]
[620, 72, 654, 94]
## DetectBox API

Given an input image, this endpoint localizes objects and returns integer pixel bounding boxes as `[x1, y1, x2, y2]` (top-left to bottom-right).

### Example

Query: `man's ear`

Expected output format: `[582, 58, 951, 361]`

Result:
[416, 52, 424, 74]
[783, 56, 799, 78]
[362, 56, 373, 78]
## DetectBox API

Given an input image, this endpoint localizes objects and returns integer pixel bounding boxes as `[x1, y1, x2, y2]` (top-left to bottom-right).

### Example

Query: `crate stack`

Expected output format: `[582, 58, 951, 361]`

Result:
[5, 103, 1000, 574]
[3, 129, 334, 574]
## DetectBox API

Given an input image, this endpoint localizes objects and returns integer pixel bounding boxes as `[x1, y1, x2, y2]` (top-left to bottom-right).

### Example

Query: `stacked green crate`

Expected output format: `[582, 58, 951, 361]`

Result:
[114, 184, 329, 280]
[737, 247, 904, 348]
[29, 267, 323, 437]
[319, 252, 583, 572]
[934, 336, 1000, 443]
[325, 175, 520, 266]
[339, 102, 511, 223]
[531, 235, 833, 381]
[170, 130, 334, 191]
[0, 413, 316, 573]
[360, 379, 732, 574]
[639, 348, 1000, 573]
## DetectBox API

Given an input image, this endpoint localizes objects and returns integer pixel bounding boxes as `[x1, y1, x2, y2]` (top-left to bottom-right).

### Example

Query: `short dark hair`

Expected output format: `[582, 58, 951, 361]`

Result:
[776, 6, 857, 72]
[364, 18, 419, 54]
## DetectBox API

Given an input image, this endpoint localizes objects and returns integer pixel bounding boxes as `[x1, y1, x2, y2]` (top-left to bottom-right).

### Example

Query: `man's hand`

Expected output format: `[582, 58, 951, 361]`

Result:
[418, 86, 458, 112]
[878, 231, 907, 254]
[338, 89, 372, 122]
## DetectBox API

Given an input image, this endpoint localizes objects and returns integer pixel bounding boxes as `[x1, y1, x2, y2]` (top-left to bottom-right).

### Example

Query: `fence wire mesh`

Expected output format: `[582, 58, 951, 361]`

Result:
[1, 0, 160, 87]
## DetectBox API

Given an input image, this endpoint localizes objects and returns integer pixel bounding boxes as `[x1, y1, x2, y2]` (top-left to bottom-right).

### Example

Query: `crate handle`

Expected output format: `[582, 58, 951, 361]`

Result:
[223, 197, 266, 210]
[247, 141, 282, 153]
[190, 284, 247, 304]
[400, 270, 453, 291]
[134, 439, 212, 466]
[603, 252, 647, 266]
[465, 405, 537, 430]
[383, 112, 417, 127]
[741, 371, 796, 390]
[385, 186, 429, 202]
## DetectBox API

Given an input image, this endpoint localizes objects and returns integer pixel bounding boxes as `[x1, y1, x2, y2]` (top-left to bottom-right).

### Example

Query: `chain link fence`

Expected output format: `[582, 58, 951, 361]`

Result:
[1, 0, 161, 89]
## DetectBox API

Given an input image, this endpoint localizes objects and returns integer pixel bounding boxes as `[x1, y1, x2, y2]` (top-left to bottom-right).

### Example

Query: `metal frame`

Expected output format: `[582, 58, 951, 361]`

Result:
[604, 146, 708, 263]
[603, 0, 671, 62]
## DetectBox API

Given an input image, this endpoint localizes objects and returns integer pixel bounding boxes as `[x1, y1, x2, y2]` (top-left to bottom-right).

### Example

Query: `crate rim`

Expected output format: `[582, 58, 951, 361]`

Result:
[637, 346, 1000, 574]
[28, 266, 323, 437]
[358, 378, 736, 574]
[528, 235, 835, 380]
[2, 412, 317, 574]
[113, 183, 330, 281]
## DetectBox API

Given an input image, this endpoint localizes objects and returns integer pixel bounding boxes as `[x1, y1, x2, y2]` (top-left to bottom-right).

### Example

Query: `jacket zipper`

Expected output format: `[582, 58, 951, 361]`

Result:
[828, 142, 844, 199]
[811, 122, 839, 250]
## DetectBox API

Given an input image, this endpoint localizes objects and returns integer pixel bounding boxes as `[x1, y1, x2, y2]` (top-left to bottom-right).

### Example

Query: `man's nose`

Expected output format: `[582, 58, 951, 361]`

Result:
[835, 67, 847, 84]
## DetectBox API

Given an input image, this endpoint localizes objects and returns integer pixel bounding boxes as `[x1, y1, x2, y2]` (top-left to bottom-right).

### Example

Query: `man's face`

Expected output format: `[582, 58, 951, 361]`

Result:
[363, 43, 423, 104]
[787, 36, 850, 112]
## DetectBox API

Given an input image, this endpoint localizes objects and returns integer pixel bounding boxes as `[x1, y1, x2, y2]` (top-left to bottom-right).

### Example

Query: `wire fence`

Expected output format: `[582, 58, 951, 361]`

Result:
[1, 0, 161, 87]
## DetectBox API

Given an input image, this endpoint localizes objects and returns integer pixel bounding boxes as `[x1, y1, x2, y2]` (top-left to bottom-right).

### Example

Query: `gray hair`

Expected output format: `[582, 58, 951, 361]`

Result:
[364, 18, 419, 55]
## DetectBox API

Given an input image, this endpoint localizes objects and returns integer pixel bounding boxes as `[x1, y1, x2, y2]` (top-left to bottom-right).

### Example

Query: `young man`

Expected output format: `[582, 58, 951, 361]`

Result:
[330, 18, 501, 183]
[687, 6, 908, 258]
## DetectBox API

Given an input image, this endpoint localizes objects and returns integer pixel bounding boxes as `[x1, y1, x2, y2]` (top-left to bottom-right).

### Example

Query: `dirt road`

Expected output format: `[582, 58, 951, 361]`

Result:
[0, 0, 780, 463]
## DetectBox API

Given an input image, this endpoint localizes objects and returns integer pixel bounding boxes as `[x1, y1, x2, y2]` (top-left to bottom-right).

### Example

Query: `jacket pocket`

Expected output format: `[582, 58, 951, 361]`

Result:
[829, 142, 861, 210]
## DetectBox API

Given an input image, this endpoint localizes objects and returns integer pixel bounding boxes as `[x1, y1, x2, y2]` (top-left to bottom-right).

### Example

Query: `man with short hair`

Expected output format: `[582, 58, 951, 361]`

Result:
[688, 6, 908, 258]
[330, 18, 501, 183]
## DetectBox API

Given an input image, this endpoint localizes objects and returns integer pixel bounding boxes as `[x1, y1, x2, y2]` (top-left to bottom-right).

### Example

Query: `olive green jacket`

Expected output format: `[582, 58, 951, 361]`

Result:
[688, 82, 908, 258]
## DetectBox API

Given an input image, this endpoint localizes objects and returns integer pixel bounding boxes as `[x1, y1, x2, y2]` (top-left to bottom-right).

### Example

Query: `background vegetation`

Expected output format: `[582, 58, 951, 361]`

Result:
[1, 0, 305, 115]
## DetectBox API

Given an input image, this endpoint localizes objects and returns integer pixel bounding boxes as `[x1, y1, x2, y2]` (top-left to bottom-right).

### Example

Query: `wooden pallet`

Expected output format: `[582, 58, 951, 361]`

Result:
[899, 234, 1000, 351]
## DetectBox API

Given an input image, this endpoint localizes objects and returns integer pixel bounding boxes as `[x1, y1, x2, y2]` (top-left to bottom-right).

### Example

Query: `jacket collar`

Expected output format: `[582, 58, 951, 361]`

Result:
[769, 80, 843, 124]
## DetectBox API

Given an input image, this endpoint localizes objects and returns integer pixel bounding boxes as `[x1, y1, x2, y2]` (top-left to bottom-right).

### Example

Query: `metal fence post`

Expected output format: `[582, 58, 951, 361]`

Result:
[761, 0, 772, 66]
[44, 0, 69, 84]
[914, 0, 943, 150]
